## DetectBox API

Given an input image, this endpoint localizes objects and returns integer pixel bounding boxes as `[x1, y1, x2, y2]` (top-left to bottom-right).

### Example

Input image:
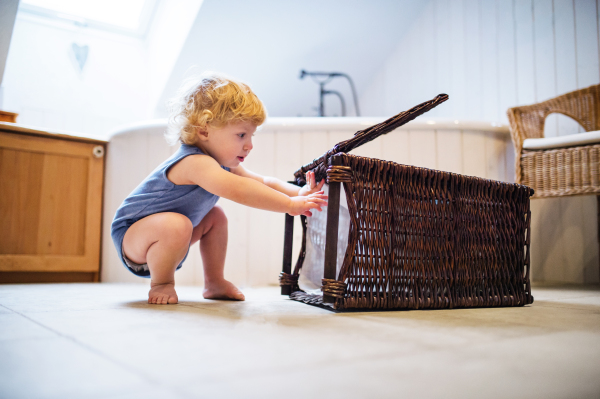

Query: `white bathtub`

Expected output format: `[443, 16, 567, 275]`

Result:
[102, 117, 516, 287]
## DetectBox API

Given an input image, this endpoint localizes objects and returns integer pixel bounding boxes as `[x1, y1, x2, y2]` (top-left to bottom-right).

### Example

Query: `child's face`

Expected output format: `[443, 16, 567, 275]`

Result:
[197, 121, 257, 168]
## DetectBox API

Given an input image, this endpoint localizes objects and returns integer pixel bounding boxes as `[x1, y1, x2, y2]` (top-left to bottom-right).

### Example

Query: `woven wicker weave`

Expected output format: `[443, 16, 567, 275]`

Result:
[281, 95, 535, 311]
[507, 84, 600, 198]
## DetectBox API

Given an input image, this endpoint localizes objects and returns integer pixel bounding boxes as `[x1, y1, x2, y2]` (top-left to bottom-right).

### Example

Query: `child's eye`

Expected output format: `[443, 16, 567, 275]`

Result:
[238, 133, 245, 138]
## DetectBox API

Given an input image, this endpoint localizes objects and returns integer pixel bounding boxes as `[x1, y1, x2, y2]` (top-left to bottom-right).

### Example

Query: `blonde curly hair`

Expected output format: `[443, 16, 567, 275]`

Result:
[166, 72, 267, 145]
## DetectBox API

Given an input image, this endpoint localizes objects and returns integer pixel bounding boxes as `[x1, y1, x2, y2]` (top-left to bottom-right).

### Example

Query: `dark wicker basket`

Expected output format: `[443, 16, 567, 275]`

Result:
[280, 94, 534, 312]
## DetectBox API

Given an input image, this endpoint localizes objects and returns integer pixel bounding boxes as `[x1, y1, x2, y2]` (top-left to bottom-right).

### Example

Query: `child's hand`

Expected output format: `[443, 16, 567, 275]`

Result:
[288, 190, 328, 217]
[298, 171, 326, 196]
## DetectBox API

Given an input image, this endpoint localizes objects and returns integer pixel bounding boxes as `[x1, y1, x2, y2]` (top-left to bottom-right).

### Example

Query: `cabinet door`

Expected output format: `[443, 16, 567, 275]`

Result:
[0, 131, 104, 275]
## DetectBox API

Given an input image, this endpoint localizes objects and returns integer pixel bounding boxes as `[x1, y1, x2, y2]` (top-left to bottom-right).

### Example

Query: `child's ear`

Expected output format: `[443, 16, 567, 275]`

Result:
[196, 126, 209, 141]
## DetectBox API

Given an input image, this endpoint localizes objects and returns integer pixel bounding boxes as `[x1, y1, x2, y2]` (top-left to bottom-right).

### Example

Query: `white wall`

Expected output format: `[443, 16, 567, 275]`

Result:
[1, 14, 150, 139]
[0, 0, 18, 92]
[145, 0, 204, 115]
[1, 1, 202, 139]
[360, 0, 600, 284]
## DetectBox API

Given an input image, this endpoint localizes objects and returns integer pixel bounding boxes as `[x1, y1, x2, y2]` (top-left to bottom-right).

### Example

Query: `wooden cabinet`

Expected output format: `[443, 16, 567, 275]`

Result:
[0, 111, 18, 123]
[0, 123, 106, 283]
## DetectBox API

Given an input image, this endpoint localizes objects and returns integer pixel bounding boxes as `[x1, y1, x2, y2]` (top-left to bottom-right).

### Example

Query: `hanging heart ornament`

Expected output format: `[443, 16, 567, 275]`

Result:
[71, 43, 89, 71]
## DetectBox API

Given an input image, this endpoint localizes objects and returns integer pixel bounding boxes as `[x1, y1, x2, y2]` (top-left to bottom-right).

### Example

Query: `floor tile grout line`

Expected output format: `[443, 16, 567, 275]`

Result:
[2, 305, 192, 399]
[0, 303, 28, 317]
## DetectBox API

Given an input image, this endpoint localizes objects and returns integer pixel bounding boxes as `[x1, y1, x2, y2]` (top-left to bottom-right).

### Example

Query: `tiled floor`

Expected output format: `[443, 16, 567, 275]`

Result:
[1, 283, 599, 399]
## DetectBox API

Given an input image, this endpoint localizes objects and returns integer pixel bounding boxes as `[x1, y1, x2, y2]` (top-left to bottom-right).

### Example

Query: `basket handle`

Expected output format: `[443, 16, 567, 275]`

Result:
[294, 93, 449, 185]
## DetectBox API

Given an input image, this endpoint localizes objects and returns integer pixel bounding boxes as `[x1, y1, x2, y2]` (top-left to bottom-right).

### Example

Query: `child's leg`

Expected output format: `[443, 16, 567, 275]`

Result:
[190, 205, 245, 301]
[122, 212, 193, 304]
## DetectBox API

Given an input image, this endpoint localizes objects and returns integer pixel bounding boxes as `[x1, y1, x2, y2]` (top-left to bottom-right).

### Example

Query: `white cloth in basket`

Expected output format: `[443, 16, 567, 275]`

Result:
[298, 184, 350, 293]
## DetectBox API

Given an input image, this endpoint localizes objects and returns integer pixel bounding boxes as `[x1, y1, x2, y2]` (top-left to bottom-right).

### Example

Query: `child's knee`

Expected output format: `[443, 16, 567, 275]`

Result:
[209, 205, 227, 227]
[163, 213, 193, 244]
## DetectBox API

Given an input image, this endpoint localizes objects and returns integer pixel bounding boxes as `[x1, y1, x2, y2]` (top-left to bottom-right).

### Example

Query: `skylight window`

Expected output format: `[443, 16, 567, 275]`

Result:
[20, 0, 157, 37]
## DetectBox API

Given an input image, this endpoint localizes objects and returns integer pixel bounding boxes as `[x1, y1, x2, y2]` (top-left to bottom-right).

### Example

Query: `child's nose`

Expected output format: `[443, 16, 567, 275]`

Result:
[244, 139, 253, 151]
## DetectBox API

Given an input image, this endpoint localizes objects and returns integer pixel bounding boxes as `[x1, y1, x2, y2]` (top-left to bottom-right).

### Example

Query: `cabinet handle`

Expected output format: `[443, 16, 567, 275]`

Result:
[93, 146, 105, 158]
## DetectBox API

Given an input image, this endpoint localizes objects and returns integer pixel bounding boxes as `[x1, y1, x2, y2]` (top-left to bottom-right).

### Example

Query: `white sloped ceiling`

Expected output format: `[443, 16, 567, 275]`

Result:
[155, 0, 427, 117]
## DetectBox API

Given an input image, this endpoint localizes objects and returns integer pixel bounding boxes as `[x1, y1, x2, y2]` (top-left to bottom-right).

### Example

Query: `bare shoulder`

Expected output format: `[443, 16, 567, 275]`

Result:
[167, 154, 221, 185]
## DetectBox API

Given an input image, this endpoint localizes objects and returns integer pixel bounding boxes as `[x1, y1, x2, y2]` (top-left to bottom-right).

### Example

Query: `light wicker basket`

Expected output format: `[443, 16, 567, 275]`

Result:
[507, 84, 600, 198]
[280, 94, 535, 312]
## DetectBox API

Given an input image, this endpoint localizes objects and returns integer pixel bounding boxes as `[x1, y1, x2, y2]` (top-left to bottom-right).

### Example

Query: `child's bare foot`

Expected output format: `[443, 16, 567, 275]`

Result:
[148, 281, 178, 304]
[203, 279, 245, 301]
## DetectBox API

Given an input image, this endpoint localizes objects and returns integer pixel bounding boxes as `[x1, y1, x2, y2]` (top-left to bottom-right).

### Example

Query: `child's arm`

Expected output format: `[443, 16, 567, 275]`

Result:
[231, 165, 325, 197]
[177, 155, 327, 216]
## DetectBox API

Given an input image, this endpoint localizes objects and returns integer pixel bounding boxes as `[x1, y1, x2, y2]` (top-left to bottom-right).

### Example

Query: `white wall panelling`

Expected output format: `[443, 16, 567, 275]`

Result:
[360, 0, 600, 284]
[515, 0, 536, 107]
[464, 0, 482, 121]
[533, 0, 559, 137]
[360, 0, 600, 124]
[103, 118, 515, 287]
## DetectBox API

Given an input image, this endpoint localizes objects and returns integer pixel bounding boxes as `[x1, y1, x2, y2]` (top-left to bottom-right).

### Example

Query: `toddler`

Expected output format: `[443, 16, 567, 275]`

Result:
[111, 72, 327, 304]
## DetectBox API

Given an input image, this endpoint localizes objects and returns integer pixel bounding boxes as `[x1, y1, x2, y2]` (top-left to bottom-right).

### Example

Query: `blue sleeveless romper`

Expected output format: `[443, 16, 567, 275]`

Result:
[111, 144, 229, 277]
